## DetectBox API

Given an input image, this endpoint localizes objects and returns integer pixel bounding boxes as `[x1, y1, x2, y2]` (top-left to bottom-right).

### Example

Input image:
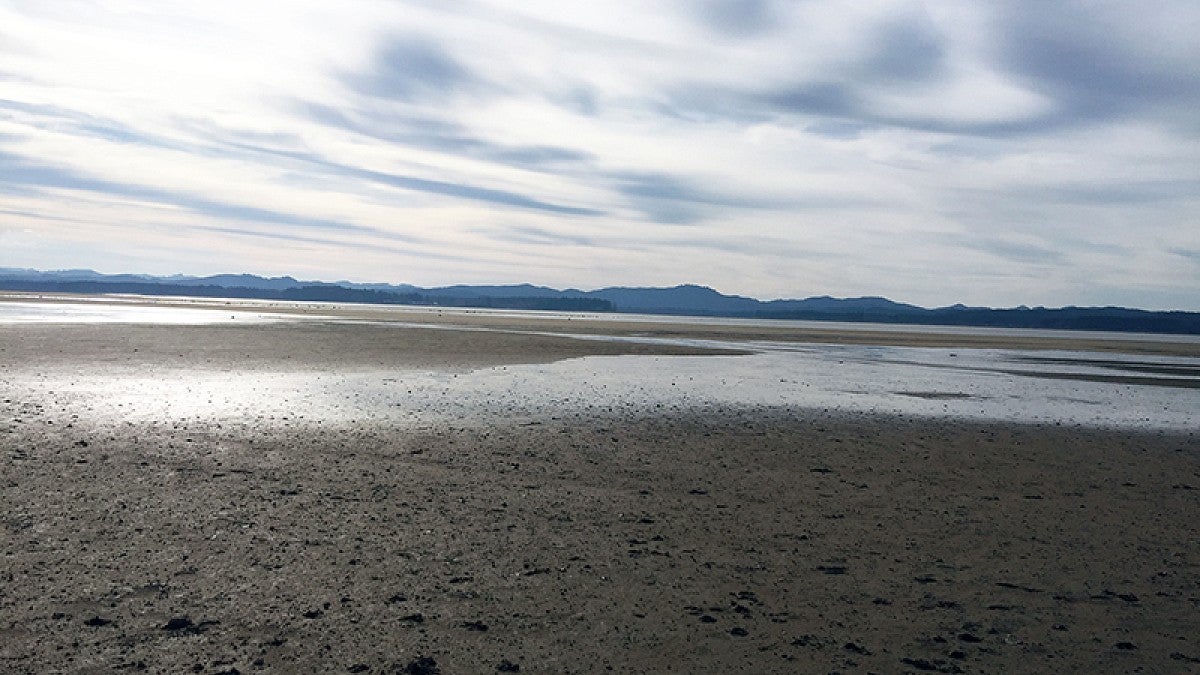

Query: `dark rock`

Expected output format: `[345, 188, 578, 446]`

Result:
[401, 657, 439, 674]
[901, 657, 939, 671]
[84, 616, 111, 627]
[816, 565, 847, 575]
[699, 615, 717, 623]
[730, 627, 748, 636]
[844, 642, 871, 655]
[303, 609, 323, 619]
[400, 613, 425, 623]
[387, 594, 407, 604]
[949, 650, 966, 660]
[348, 665, 370, 673]
[957, 633, 982, 643]
[1115, 642, 1137, 650]
[496, 660, 520, 672]
[461, 620, 488, 632]
[995, 582, 1042, 593]
[163, 617, 194, 631]
[791, 634, 826, 648]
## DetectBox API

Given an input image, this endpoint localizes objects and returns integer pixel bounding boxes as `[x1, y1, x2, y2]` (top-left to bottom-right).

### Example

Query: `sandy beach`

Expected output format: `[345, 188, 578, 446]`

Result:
[2, 295, 1198, 673]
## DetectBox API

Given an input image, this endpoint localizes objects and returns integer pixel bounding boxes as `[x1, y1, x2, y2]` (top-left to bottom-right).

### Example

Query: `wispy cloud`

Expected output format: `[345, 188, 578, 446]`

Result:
[0, 0, 1197, 309]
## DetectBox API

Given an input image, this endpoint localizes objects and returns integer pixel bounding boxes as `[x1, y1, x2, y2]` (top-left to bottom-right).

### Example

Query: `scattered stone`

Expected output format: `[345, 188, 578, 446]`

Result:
[387, 594, 408, 604]
[995, 582, 1042, 593]
[461, 620, 488, 632]
[844, 642, 871, 655]
[401, 657, 439, 675]
[163, 617, 194, 631]
[791, 634, 827, 649]
[303, 609, 323, 619]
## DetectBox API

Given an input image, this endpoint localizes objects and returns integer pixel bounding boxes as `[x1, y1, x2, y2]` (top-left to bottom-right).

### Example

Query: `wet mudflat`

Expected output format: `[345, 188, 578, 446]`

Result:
[3, 406, 1198, 674]
[2, 297, 1199, 673]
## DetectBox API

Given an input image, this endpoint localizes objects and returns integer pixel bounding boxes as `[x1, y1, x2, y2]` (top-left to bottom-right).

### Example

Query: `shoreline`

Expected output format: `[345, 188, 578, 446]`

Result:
[4, 291, 1199, 358]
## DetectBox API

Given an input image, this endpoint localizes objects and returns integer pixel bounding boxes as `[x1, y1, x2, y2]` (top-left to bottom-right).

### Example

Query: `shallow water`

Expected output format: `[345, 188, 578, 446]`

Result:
[7, 348, 1197, 434]
[3, 300, 1197, 432]
[0, 300, 301, 324]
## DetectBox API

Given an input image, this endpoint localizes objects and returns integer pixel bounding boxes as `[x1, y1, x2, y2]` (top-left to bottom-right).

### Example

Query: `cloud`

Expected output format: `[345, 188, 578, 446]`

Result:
[0, 151, 386, 236]
[993, 1, 1200, 129]
[296, 101, 593, 171]
[689, 0, 778, 38]
[485, 224, 594, 247]
[349, 36, 482, 102]
[941, 233, 1065, 265]
[854, 11, 948, 84]
[0, 0, 1197, 309]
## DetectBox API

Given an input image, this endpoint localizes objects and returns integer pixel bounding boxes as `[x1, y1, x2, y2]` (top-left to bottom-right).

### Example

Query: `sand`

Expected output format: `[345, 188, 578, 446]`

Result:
[2, 296, 1199, 673]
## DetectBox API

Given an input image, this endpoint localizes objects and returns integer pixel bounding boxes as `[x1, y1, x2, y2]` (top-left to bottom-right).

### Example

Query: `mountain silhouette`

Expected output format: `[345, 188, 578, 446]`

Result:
[2, 268, 1197, 334]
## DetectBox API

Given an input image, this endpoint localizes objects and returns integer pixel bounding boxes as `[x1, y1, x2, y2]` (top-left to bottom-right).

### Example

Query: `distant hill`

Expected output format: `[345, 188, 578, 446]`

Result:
[2, 267, 1198, 334]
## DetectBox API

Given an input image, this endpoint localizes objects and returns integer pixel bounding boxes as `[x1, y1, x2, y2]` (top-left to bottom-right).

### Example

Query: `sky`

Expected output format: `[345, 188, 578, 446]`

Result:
[1, 1, 1198, 310]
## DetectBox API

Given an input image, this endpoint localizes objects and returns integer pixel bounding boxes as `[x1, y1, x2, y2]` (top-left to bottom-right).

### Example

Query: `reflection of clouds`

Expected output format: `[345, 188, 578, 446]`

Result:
[0, 301, 306, 325]
[8, 345, 1196, 433]
[4, 300, 1197, 433]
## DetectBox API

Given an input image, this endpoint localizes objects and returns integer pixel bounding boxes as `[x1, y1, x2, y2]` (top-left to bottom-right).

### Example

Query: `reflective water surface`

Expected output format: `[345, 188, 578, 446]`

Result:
[0, 300, 305, 324]
[3, 300, 1197, 432]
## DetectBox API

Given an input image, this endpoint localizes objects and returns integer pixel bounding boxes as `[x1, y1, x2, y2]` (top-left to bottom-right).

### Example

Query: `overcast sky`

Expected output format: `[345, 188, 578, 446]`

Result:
[1, 1, 1198, 309]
